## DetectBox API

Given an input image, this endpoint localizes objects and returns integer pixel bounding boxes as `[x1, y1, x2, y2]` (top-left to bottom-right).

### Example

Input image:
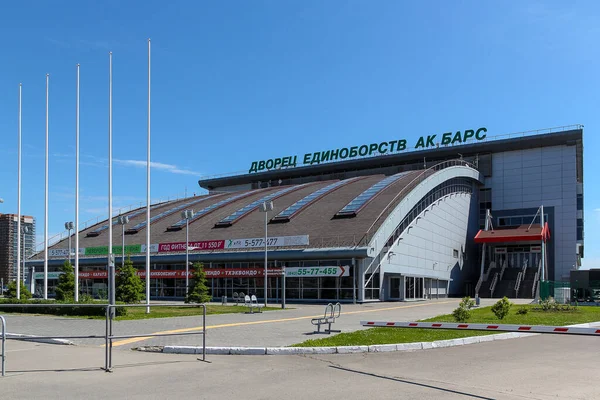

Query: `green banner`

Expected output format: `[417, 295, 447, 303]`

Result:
[84, 244, 142, 256]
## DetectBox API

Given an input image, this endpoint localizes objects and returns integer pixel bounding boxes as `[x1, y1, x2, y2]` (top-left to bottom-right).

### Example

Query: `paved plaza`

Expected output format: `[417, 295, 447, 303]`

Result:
[1, 299, 528, 349]
[1, 333, 598, 399]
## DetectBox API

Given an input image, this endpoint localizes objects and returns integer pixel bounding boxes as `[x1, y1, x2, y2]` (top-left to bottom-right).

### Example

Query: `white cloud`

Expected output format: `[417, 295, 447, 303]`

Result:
[114, 159, 202, 176]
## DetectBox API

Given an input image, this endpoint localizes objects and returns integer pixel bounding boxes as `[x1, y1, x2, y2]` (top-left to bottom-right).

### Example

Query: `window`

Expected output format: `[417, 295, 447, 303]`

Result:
[577, 219, 584, 241]
[215, 184, 307, 227]
[335, 172, 411, 218]
[168, 191, 257, 231]
[453, 249, 459, 258]
[271, 177, 361, 222]
[577, 194, 583, 211]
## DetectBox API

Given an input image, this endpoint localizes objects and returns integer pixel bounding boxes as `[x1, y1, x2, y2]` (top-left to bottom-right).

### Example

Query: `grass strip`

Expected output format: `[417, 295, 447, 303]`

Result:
[293, 305, 600, 347]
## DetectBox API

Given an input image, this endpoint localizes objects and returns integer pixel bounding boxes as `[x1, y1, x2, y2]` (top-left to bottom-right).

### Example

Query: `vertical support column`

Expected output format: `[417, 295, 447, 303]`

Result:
[541, 205, 546, 282]
[352, 258, 357, 305]
[476, 209, 491, 299]
[356, 259, 365, 303]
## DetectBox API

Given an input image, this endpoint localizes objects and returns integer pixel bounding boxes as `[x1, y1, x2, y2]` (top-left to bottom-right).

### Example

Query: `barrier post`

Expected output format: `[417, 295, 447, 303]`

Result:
[1, 315, 6, 376]
[104, 305, 110, 372]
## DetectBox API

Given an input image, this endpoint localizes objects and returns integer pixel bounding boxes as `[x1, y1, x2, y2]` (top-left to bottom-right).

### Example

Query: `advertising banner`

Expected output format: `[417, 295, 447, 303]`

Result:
[285, 266, 349, 277]
[84, 244, 142, 256]
[34, 268, 284, 280]
[225, 235, 309, 249]
[158, 240, 225, 253]
[49, 249, 85, 257]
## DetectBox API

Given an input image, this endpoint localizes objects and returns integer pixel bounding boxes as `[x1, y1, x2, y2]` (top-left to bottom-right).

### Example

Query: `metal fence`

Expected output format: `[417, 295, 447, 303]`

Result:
[0, 303, 206, 376]
[539, 281, 571, 303]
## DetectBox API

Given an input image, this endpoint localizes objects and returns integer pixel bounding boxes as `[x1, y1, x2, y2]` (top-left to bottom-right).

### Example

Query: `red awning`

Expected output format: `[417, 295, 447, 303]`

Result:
[474, 223, 551, 244]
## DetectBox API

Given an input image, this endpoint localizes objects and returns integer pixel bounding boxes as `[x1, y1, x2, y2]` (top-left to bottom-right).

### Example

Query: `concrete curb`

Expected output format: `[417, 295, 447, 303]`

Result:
[154, 332, 535, 356]
[6, 333, 74, 346]
[148, 321, 600, 356]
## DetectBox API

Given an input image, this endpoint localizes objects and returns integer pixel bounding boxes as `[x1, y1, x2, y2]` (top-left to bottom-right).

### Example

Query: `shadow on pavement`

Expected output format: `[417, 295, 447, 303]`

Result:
[329, 365, 494, 400]
[8, 360, 199, 374]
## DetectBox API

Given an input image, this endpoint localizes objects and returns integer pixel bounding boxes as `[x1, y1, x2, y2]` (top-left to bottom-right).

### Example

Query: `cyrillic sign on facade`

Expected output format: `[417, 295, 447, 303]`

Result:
[46, 236, 309, 258]
[225, 235, 309, 249]
[248, 127, 487, 173]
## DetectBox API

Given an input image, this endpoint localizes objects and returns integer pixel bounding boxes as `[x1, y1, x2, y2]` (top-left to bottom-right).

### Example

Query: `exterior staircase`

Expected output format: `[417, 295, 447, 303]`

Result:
[478, 267, 536, 299]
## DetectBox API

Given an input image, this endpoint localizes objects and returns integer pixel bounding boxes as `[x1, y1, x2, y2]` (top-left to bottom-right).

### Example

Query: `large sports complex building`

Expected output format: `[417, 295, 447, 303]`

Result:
[28, 125, 584, 303]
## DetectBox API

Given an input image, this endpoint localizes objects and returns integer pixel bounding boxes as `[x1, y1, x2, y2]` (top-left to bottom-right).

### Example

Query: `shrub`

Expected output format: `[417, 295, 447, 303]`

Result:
[55, 260, 75, 301]
[491, 297, 512, 320]
[452, 296, 475, 322]
[116, 258, 145, 304]
[0, 299, 126, 317]
[185, 262, 211, 304]
[516, 306, 529, 315]
[6, 280, 32, 300]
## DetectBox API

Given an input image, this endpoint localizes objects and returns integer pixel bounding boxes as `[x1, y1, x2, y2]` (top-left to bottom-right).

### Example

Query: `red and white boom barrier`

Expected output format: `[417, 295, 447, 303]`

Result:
[360, 321, 600, 337]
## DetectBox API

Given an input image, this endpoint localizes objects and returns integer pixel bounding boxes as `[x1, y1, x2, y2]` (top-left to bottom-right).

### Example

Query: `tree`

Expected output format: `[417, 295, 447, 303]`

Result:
[6, 280, 32, 300]
[452, 296, 475, 322]
[115, 258, 145, 303]
[55, 260, 75, 301]
[491, 297, 513, 320]
[185, 262, 211, 304]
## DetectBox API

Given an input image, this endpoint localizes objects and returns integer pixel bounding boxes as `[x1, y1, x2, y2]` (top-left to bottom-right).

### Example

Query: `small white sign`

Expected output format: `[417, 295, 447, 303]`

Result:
[49, 248, 85, 257]
[494, 247, 507, 254]
[530, 246, 541, 253]
[285, 266, 349, 277]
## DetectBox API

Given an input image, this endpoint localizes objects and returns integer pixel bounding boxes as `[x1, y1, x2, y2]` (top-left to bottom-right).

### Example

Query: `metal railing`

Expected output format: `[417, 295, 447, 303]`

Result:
[475, 261, 496, 295]
[499, 260, 508, 281]
[515, 272, 523, 296]
[361, 160, 477, 289]
[490, 273, 499, 297]
[0, 303, 206, 375]
[362, 159, 477, 246]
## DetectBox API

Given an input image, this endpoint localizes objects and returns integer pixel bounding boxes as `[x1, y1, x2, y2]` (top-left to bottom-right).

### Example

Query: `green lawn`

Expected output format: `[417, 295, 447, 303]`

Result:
[293, 305, 600, 347]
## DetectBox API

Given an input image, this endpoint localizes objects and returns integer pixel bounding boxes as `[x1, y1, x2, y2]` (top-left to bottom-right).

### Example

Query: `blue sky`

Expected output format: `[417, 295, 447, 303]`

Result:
[0, 1, 598, 267]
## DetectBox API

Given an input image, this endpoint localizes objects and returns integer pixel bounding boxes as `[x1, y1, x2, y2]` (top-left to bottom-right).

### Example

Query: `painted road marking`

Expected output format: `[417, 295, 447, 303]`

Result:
[108, 300, 455, 348]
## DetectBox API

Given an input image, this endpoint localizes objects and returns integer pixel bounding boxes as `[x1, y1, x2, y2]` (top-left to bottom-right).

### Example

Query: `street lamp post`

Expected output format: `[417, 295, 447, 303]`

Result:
[181, 210, 194, 295]
[258, 201, 273, 307]
[117, 216, 129, 267]
[65, 222, 74, 265]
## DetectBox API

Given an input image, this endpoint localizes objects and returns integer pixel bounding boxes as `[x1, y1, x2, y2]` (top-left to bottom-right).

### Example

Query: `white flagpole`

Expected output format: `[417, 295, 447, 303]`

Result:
[75, 64, 80, 302]
[109, 53, 114, 309]
[17, 84, 22, 299]
[44, 74, 49, 300]
[146, 38, 151, 313]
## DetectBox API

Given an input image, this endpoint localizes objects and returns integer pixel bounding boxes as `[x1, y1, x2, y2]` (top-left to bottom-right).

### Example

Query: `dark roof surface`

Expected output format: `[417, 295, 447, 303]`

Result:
[38, 170, 431, 259]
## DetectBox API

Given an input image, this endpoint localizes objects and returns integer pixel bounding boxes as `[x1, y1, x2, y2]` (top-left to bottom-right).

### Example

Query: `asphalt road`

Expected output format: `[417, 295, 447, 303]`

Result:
[2, 298, 528, 348]
[1, 333, 597, 399]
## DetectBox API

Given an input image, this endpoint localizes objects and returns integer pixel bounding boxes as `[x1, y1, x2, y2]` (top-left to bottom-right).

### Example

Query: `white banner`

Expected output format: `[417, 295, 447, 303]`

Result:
[141, 244, 160, 253]
[49, 248, 85, 257]
[285, 266, 349, 278]
[225, 235, 309, 249]
[494, 247, 507, 254]
[530, 246, 541, 253]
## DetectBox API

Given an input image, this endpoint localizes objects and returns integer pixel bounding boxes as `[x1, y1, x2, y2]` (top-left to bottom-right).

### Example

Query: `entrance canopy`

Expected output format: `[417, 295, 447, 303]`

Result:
[474, 223, 550, 244]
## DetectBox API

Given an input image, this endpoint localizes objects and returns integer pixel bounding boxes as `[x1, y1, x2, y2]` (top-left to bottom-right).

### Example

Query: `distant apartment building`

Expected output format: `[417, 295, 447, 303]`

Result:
[0, 214, 36, 284]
